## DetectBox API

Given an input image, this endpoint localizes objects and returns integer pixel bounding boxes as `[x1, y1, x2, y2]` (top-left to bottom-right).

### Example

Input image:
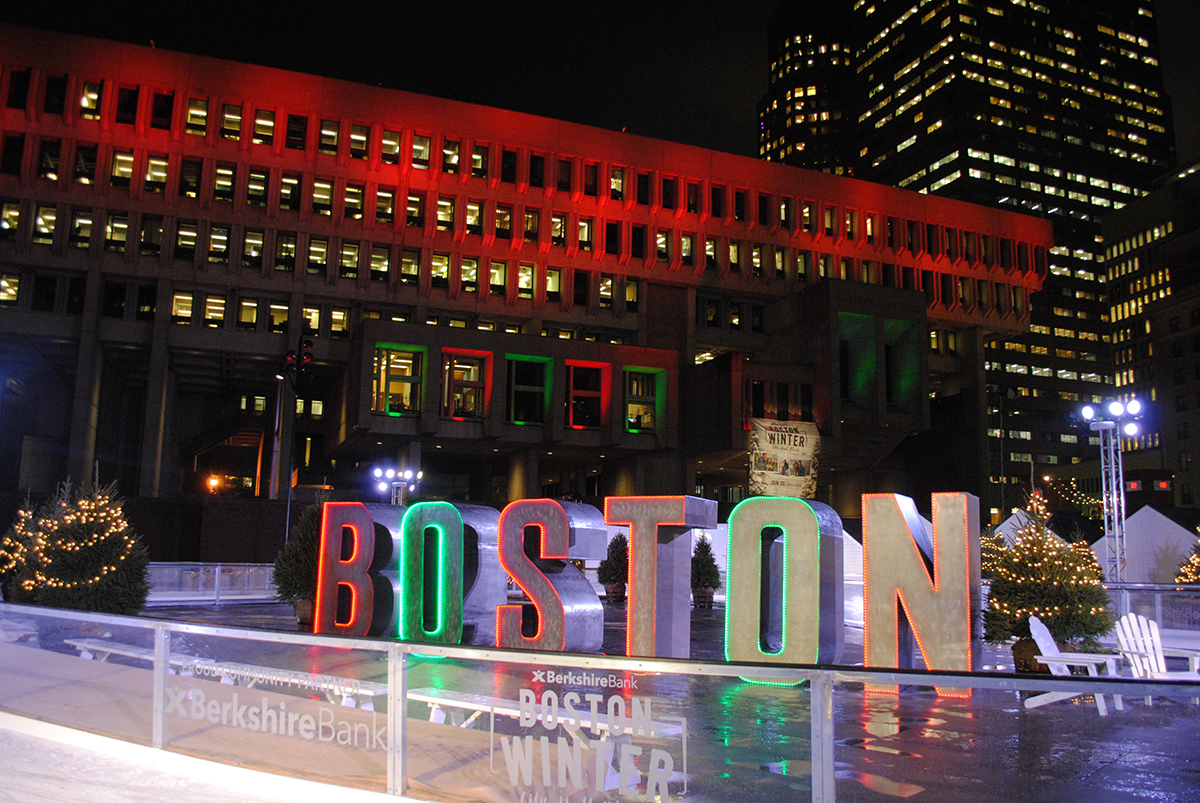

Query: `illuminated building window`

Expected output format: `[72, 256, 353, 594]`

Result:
[349, 124, 368, 159]
[376, 187, 395, 223]
[246, 168, 268, 207]
[705, 238, 718, 271]
[471, 144, 488, 177]
[568, 363, 603, 427]
[214, 164, 236, 203]
[240, 228, 263, 267]
[530, 154, 545, 188]
[400, 249, 419, 285]
[31, 204, 55, 245]
[252, 109, 274, 145]
[184, 98, 209, 136]
[312, 178, 332, 215]
[551, 214, 566, 247]
[490, 260, 507, 295]
[431, 253, 450, 288]
[115, 86, 138, 125]
[681, 234, 694, 266]
[268, 302, 288, 333]
[204, 295, 225, 328]
[220, 104, 241, 140]
[343, 183, 364, 220]
[110, 150, 134, 188]
[406, 193, 424, 227]
[105, 213, 128, 252]
[525, 209, 540, 243]
[381, 129, 399, 164]
[599, 274, 613, 308]
[546, 267, 561, 301]
[436, 196, 454, 231]
[301, 305, 320, 335]
[495, 205, 512, 239]
[274, 232, 296, 270]
[280, 173, 301, 211]
[306, 237, 327, 274]
[285, 114, 307, 149]
[339, 240, 359, 279]
[171, 292, 193, 323]
[518, 263, 534, 299]
[507, 358, 548, 424]
[319, 119, 339, 154]
[657, 230, 670, 262]
[625, 371, 657, 432]
[0, 273, 18, 307]
[578, 217, 593, 250]
[74, 143, 97, 184]
[68, 208, 91, 248]
[79, 82, 102, 120]
[463, 201, 482, 236]
[610, 167, 624, 200]
[729, 242, 741, 273]
[174, 220, 197, 259]
[370, 245, 389, 282]
[460, 256, 478, 293]
[205, 225, 228, 265]
[441, 139, 461, 174]
[687, 182, 700, 213]
[373, 346, 423, 415]
[626, 278, 639, 311]
[37, 139, 60, 181]
[443, 355, 485, 418]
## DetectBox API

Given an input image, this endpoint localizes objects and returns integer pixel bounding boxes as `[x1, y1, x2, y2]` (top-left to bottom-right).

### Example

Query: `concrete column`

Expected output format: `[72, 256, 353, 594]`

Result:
[507, 448, 539, 501]
[138, 279, 174, 497]
[67, 271, 103, 484]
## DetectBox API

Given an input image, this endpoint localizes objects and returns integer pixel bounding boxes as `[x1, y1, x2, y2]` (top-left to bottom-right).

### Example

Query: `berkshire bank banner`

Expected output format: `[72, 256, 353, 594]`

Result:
[749, 419, 819, 498]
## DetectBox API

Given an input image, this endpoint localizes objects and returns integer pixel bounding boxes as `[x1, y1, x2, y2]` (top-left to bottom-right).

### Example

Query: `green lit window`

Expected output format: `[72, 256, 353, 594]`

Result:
[625, 372, 658, 432]
[507, 358, 548, 424]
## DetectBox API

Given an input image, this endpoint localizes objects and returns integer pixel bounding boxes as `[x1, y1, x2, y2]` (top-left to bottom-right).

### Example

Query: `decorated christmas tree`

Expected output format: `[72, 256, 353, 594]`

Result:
[984, 492, 1113, 648]
[980, 525, 1005, 579]
[1175, 530, 1200, 585]
[2, 481, 149, 614]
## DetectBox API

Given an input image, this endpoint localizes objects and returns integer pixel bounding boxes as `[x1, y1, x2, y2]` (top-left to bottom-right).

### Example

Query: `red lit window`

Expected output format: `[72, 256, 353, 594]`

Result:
[569, 363, 605, 428]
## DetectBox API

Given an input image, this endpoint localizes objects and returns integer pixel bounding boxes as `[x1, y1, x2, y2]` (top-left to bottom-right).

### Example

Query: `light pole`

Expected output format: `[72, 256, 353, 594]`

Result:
[372, 465, 422, 505]
[1081, 399, 1144, 583]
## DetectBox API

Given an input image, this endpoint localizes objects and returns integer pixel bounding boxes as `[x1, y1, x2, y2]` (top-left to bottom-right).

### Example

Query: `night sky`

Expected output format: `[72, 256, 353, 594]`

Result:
[2, 0, 1197, 163]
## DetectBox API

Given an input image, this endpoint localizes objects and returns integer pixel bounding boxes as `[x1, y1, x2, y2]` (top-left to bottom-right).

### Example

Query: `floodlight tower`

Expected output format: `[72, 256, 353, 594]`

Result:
[1080, 399, 1144, 582]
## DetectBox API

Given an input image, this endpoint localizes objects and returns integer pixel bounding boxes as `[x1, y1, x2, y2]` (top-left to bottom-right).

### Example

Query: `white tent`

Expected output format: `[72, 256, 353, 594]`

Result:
[1092, 506, 1200, 583]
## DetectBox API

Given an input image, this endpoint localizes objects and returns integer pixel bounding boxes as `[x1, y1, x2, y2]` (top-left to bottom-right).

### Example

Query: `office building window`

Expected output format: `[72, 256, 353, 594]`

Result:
[609, 167, 624, 200]
[114, 86, 138, 125]
[400, 249, 419, 284]
[143, 155, 167, 192]
[406, 193, 425, 227]
[443, 355, 485, 418]
[687, 182, 699, 214]
[758, 193, 770, 226]
[376, 188, 396, 223]
[236, 298, 257, 330]
[340, 240, 359, 279]
[557, 159, 572, 192]
[175, 220, 197, 259]
[465, 201, 483, 235]
[312, 178, 332, 215]
[573, 270, 589, 306]
[171, 292, 193, 324]
[105, 213, 128, 252]
[662, 177, 677, 209]
[370, 245, 390, 282]
[0, 134, 23, 176]
[138, 216, 163, 256]
[500, 149, 517, 183]
[349, 124, 368, 159]
[525, 209, 540, 243]
[518, 263, 534, 299]
[551, 214, 566, 247]
[214, 164, 235, 202]
[625, 372, 657, 432]
[345, 183, 365, 220]
[204, 295, 225, 328]
[0, 273, 17, 307]
[373, 346, 423, 415]
[656, 230, 669, 262]
[220, 104, 241, 140]
[148, 92, 173, 130]
[460, 256, 478, 293]
[307, 237, 328, 275]
[472, 144, 489, 177]
[605, 221, 620, 256]
[630, 226, 646, 260]
[110, 150, 134, 188]
[0, 202, 18, 241]
[274, 232, 296, 270]
[301, 306, 320, 335]
[636, 173, 650, 205]
[285, 114, 307, 149]
[380, 129, 400, 164]
[568, 364, 603, 428]
[711, 186, 725, 218]
[32, 205, 56, 245]
[490, 260, 507, 295]
[318, 119, 339, 154]
[436, 196, 454, 231]
[584, 163, 598, 196]
[443, 139, 460, 173]
[69, 209, 91, 248]
[681, 234, 694, 266]
[241, 228, 263, 267]
[495, 205, 512, 239]
[268, 303, 288, 333]
[599, 274, 613, 308]
[252, 109, 274, 145]
[431, 253, 450, 288]
[184, 98, 207, 134]
[412, 135, 431, 168]
[246, 169, 268, 207]
[626, 278, 639, 312]
[74, 143, 97, 184]
[546, 268, 561, 302]
[507, 358, 547, 424]
[331, 308, 349, 338]
[530, 154, 545, 188]
[79, 82, 102, 120]
[38, 139, 60, 181]
[280, 173, 301, 210]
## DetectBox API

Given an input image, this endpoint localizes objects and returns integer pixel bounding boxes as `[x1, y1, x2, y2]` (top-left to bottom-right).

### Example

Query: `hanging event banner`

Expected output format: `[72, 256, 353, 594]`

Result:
[749, 419, 819, 498]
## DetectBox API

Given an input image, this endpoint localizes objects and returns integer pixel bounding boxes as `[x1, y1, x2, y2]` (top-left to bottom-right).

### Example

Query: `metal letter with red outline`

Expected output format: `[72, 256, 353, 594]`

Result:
[496, 499, 570, 651]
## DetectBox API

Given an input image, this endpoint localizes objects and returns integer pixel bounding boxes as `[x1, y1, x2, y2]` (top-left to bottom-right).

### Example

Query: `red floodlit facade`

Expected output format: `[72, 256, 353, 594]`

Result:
[0, 25, 1051, 527]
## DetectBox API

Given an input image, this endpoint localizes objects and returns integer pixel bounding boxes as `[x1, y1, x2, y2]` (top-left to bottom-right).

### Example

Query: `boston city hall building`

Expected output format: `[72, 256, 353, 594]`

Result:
[0, 25, 1051, 531]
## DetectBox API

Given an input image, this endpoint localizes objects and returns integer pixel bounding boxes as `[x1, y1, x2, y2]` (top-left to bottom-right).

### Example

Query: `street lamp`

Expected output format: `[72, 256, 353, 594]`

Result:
[1080, 398, 1145, 582]
[371, 464, 422, 505]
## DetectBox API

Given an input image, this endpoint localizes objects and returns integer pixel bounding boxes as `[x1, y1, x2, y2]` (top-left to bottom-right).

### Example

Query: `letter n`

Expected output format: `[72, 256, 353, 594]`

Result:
[314, 502, 376, 637]
[863, 493, 981, 693]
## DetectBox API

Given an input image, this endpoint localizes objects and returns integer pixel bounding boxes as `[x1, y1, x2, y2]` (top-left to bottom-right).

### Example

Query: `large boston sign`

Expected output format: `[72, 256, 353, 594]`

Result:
[314, 492, 981, 673]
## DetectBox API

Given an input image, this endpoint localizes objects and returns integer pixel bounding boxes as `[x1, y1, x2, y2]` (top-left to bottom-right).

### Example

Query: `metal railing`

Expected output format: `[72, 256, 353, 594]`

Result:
[145, 563, 276, 606]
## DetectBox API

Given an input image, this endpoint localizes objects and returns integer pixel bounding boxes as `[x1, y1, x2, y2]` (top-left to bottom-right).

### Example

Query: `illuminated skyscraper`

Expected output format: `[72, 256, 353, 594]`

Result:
[761, 0, 1175, 517]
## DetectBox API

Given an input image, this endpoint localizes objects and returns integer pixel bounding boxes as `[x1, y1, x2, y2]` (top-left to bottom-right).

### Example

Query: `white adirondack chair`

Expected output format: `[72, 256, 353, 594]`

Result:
[1026, 615, 1122, 715]
[1114, 613, 1200, 705]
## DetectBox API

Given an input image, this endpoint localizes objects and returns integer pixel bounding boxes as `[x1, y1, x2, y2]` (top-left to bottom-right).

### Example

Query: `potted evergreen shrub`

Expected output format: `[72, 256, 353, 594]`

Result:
[691, 535, 721, 608]
[273, 499, 326, 629]
[984, 493, 1114, 672]
[597, 533, 629, 604]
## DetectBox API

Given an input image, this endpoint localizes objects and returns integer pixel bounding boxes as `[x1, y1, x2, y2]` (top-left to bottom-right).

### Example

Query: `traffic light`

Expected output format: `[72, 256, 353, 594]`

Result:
[299, 339, 314, 377]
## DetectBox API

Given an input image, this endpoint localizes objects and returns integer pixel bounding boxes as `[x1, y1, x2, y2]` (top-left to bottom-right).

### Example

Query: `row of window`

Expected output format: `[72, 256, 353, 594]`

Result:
[372, 344, 660, 432]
